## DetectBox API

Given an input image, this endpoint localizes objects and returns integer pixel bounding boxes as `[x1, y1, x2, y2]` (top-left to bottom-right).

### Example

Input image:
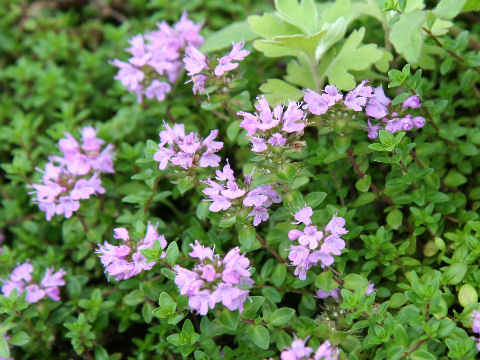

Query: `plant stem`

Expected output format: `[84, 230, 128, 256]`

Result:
[255, 234, 293, 274]
[77, 214, 89, 233]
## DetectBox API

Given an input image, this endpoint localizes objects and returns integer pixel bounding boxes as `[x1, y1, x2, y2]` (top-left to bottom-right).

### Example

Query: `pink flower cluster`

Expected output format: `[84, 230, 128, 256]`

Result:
[96, 224, 167, 281]
[202, 162, 282, 226]
[303, 82, 425, 139]
[1, 263, 66, 303]
[287, 207, 347, 280]
[30, 127, 114, 221]
[316, 282, 374, 301]
[471, 311, 480, 350]
[174, 241, 253, 315]
[112, 12, 203, 102]
[153, 123, 223, 170]
[237, 95, 307, 153]
[281, 338, 336, 360]
[183, 40, 250, 94]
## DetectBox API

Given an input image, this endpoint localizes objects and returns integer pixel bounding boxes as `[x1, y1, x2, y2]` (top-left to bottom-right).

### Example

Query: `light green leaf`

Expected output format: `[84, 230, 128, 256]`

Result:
[253, 39, 303, 58]
[463, 0, 480, 11]
[275, 0, 319, 35]
[355, 175, 371, 192]
[259, 79, 304, 104]
[324, 28, 383, 90]
[320, 0, 353, 26]
[354, 192, 377, 207]
[285, 57, 316, 88]
[218, 310, 239, 330]
[201, 21, 257, 53]
[316, 17, 347, 60]
[389, 11, 426, 63]
[0, 336, 9, 359]
[433, 0, 466, 19]
[441, 263, 467, 285]
[374, 48, 394, 72]
[248, 12, 301, 39]
[272, 30, 326, 58]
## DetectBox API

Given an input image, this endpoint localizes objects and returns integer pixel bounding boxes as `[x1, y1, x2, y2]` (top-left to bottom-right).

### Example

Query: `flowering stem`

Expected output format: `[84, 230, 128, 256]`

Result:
[144, 177, 160, 214]
[158, 258, 174, 271]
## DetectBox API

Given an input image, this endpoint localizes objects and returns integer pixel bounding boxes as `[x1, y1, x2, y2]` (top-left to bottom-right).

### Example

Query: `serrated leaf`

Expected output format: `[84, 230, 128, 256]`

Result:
[433, 0, 466, 19]
[324, 28, 383, 90]
[389, 11, 426, 63]
[275, 0, 319, 35]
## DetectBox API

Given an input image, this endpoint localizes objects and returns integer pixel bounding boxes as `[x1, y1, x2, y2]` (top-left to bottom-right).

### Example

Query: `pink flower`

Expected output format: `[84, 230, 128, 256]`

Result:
[282, 101, 306, 133]
[314, 340, 335, 360]
[221, 181, 246, 199]
[316, 288, 341, 301]
[247, 206, 269, 226]
[281, 338, 313, 360]
[208, 194, 232, 212]
[214, 40, 250, 76]
[303, 89, 329, 115]
[145, 80, 171, 101]
[183, 45, 208, 76]
[412, 116, 425, 128]
[250, 137, 268, 152]
[402, 95, 421, 109]
[344, 80, 374, 111]
[293, 207, 313, 225]
[268, 133, 287, 146]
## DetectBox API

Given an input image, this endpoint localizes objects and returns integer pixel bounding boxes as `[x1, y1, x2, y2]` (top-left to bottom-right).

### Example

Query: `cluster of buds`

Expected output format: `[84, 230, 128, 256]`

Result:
[202, 162, 282, 226]
[237, 95, 307, 155]
[30, 127, 114, 220]
[1, 263, 66, 303]
[281, 338, 338, 360]
[153, 123, 223, 170]
[96, 224, 167, 281]
[183, 40, 250, 94]
[302, 81, 425, 139]
[111, 12, 203, 102]
[174, 241, 253, 315]
[287, 207, 348, 280]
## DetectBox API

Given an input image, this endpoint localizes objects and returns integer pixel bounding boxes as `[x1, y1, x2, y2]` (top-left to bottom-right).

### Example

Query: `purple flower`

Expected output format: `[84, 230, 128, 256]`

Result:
[365, 282, 375, 295]
[250, 137, 268, 152]
[303, 89, 329, 115]
[344, 80, 374, 111]
[322, 85, 343, 105]
[192, 74, 207, 94]
[282, 101, 306, 134]
[287, 210, 348, 279]
[365, 86, 391, 119]
[314, 340, 335, 360]
[247, 206, 269, 226]
[412, 116, 425, 129]
[402, 95, 421, 109]
[183, 45, 208, 76]
[281, 338, 313, 360]
[154, 123, 223, 170]
[96, 224, 167, 281]
[268, 133, 287, 146]
[30, 127, 115, 221]
[316, 288, 341, 301]
[112, 12, 203, 102]
[472, 311, 480, 333]
[145, 80, 172, 101]
[214, 40, 250, 77]
[174, 244, 252, 315]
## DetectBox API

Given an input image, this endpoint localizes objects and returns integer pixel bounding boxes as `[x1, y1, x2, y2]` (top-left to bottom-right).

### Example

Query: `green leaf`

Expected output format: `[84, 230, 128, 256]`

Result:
[165, 242, 179, 265]
[441, 263, 467, 285]
[201, 21, 257, 53]
[123, 290, 144, 306]
[387, 209, 403, 230]
[246, 324, 270, 350]
[274, 0, 319, 35]
[458, 284, 478, 307]
[305, 192, 327, 208]
[269, 308, 296, 326]
[393, 324, 408, 347]
[463, 0, 480, 11]
[218, 310, 239, 330]
[378, 129, 394, 147]
[355, 175, 371, 192]
[334, 135, 351, 154]
[271, 263, 287, 287]
[9, 331, 30, 346]
[354, 192, 377, 207]
[410, 350, 437, 360]
[324, 27, 383, 90]
[459, 142, 479, 156]
[259, 79, 304, 104]
[433, 0, 466, 19]
[443, 170, 467, 187]
[272, 31, 326, 58]
[248, 12, 301, 39]
[315, 271, 337, 292]
[262, 287, 282, 303]
[239, 227, 256, 251]
[343, 274, 368, 291]
[389, 11, 426, 63]
[0, 336, 9, 359]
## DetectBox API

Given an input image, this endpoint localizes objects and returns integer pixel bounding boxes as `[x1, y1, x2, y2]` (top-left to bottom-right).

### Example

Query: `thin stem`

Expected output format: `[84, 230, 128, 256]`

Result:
[400, 339, 427, 358]
[255, 234, 293, 274]
[77, 214, 89, 233]
[423, 27, 480, 75]
[144, 177, 160, 214]
[346, 148, 394, 206]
